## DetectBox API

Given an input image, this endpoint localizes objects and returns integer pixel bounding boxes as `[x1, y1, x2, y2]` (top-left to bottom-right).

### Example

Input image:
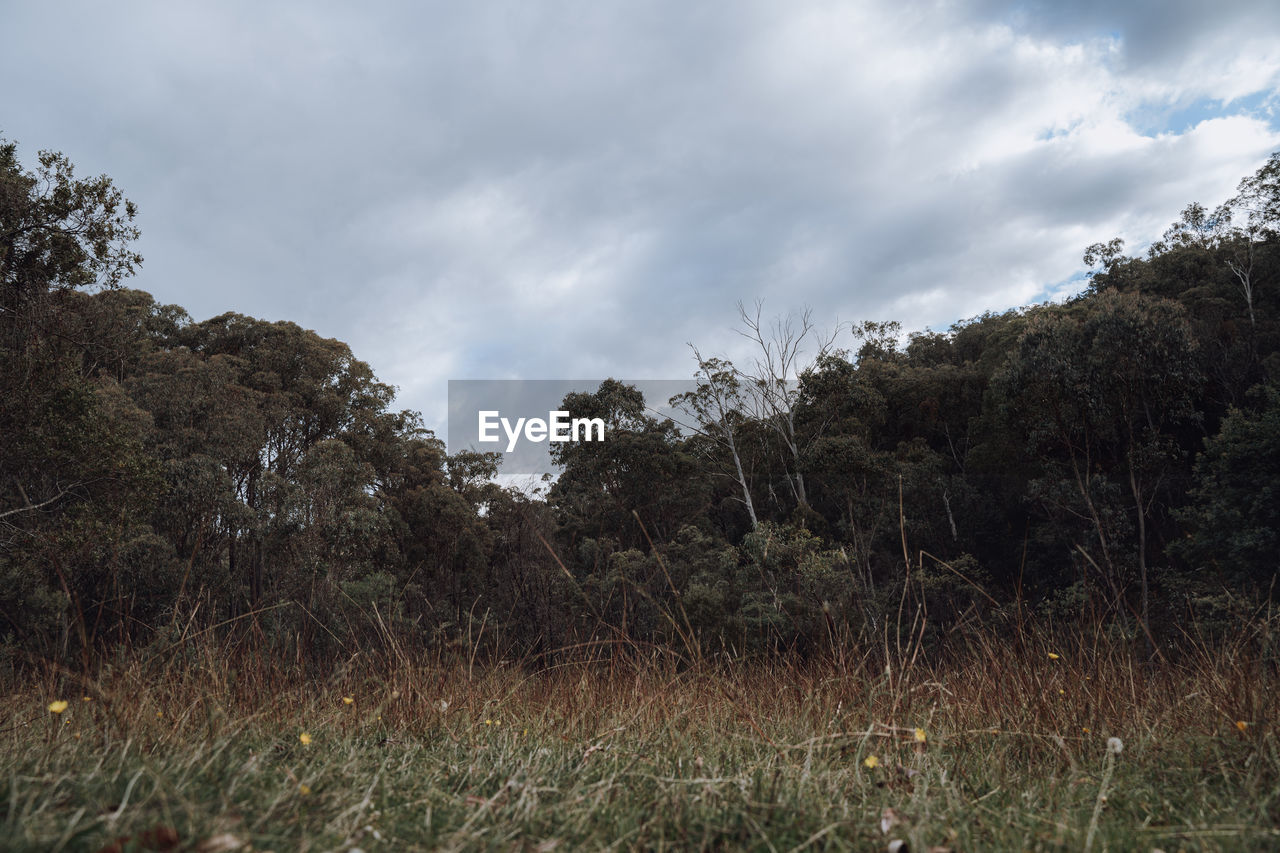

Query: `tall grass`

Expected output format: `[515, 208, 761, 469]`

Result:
[2, 611, 1277, 851]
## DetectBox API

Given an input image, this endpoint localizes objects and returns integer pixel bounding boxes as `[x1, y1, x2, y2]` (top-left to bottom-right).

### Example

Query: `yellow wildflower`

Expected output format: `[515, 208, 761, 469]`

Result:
[299, 732, 312, 745]
[1048, 653, 1060, 660]
[863, 754, 880, 768]
[1236, 720, 1249, 733]
[914, 728, 927, 743]
[299, 783, 312, 795]
[342, 697, 354, 705]
[47, 700, 68, 714]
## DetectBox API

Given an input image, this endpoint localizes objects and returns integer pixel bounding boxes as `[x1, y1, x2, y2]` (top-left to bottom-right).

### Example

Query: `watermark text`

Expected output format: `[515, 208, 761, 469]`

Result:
[477, 410, 606, 452]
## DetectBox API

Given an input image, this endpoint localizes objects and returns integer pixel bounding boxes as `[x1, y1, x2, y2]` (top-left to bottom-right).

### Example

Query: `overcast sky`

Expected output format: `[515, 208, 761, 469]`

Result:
[5, 1, 1280, 435]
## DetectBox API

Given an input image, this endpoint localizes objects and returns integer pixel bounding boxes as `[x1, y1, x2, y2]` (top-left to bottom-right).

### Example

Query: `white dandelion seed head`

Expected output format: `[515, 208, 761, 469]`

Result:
[1107, 736, 1123, 755]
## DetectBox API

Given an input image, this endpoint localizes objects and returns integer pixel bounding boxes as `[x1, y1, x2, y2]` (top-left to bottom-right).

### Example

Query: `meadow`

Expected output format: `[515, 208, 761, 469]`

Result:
[3, 614, 1277, 853]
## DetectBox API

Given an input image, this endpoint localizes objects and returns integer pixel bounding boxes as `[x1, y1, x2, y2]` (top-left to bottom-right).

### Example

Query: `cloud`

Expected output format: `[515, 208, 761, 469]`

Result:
[3, 0, 1278, 435]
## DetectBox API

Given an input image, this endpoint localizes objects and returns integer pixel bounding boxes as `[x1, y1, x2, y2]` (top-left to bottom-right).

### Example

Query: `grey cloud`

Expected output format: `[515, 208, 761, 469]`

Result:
[3, 1, 1279, 434]
[969, 0, 1280, 70]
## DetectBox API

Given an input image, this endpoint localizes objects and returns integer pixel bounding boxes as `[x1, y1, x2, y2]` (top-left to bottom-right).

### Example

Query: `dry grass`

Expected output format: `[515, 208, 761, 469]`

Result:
[2, 618, 1278, 851]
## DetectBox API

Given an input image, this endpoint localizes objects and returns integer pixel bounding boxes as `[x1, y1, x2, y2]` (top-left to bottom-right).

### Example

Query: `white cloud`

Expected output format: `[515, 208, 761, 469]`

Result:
[3, 0, 1278, 426]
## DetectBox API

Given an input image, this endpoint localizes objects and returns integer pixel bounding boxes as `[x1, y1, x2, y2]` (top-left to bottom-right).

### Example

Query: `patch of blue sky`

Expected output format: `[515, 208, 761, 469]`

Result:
[1029, 269, 1096, 306]
[1036, 120, 1082, 142]
[1125, 90, 1277, 138]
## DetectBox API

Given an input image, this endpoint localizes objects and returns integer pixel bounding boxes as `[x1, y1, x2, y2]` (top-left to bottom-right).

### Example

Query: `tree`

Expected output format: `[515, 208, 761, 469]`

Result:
[734, 301, 837, 511]
[2, 140, 147, 521]
[0, 140, 161, 654]
[670, 348, 759, 529]
[0, 139, 141, 301]
[550, 380, 705, 552]
[995, 291, 1200, 640]
[1175, 385, 1280, 590]
[1232, 151, 1280, 238]
[1083, 237, 1126, 279]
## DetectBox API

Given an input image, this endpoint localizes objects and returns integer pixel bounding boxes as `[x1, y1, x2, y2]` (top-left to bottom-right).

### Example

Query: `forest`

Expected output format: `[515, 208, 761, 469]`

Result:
[3, 136, 1279, 670]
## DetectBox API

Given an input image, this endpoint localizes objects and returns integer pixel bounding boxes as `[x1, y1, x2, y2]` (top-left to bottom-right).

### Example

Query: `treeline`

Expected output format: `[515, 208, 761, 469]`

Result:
[2, 137, 1278, 667]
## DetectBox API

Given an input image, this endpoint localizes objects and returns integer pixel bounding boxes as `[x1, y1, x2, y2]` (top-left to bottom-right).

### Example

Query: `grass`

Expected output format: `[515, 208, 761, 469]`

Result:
[2, 623, 1278, 852]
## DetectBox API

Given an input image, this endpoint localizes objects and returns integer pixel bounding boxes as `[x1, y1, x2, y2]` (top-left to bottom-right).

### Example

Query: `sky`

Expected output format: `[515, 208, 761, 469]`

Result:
[5, 0, 1280, 437]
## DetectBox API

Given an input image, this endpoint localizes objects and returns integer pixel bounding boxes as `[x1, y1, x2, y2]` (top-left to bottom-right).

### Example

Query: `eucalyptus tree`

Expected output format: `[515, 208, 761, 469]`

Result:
[995, 291, 1200, 638]
[0, 139, 159, 652]
[1232, 152, 1280, 237]
[550, 380, 705, 552]
[1175, 385, 1280, 590]
[670, 348, 759, 529]
[1, 140, 147, 523]
[734, 301, 838, 511]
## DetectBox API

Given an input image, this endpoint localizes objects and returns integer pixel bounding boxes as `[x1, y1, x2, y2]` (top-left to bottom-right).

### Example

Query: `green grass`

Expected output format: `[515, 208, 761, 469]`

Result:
[3, 629, 1278, 851]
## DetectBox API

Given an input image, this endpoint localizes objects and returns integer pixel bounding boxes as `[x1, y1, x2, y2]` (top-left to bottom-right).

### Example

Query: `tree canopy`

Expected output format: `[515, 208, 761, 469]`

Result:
[3, 137, 1279, 666]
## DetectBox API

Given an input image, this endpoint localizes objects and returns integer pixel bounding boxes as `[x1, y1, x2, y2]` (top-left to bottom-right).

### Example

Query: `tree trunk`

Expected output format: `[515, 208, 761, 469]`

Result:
[729, 435, 758, 529]
[1128, 463, 1152, 659]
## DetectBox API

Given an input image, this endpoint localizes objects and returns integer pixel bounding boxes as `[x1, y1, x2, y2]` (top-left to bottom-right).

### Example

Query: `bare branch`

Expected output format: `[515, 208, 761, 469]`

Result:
[0, 486, 75, 521]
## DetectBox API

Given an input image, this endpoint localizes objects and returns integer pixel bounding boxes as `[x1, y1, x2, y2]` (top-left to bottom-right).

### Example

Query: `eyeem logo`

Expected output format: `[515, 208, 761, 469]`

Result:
[478, 410, 606, 452]
[448, 379, 698, 475]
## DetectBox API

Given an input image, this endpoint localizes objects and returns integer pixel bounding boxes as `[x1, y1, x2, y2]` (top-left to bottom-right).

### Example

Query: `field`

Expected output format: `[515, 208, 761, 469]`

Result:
[3, 621, 1278, 852]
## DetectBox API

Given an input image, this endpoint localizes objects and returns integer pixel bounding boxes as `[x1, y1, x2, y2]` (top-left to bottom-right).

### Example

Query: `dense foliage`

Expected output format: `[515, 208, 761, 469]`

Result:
[3, 136, 1278, 667]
